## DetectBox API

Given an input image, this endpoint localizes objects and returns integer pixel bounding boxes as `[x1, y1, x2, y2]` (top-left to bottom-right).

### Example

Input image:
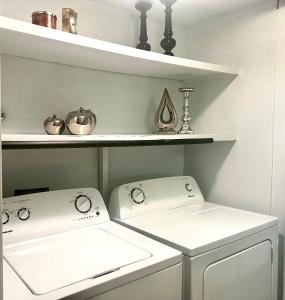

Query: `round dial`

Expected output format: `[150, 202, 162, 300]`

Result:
[131, 188, 145, 204]
[75, 195, 92, 213]
[2, 212, 9, 225]
[17, 208, 30, 221]
[185, 183, 192, 192]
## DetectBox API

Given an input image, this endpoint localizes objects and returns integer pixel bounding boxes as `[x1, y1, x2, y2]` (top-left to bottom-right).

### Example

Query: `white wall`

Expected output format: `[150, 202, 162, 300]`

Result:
[184, 2, 276, 213]
[1, 55, 184, 198]
[184, 2, 285, 298]
[0, 0, 187, 199]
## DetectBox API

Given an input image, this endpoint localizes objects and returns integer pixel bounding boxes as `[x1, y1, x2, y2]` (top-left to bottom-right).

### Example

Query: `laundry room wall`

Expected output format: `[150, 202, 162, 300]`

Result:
[1, 56, 184, 198]
[0, 0, 187, 198]
[184, 1, 276, 213]
[183, 1, 285, 298]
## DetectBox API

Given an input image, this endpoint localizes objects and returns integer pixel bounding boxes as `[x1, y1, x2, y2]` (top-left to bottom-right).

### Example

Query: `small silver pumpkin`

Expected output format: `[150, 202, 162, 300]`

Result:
[44, 114, 65, 135]
[65, 107, 96, 135]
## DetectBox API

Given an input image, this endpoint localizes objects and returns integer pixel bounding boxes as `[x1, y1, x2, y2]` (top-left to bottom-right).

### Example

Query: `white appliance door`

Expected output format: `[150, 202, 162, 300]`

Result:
[204, 241, 272, 300]
[4, 227, 151, 295]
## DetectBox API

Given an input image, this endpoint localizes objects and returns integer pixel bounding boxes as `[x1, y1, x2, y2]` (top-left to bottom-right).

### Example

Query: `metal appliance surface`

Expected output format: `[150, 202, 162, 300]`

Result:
[2, 188, 182, 300]
[109, 176, 279, 300]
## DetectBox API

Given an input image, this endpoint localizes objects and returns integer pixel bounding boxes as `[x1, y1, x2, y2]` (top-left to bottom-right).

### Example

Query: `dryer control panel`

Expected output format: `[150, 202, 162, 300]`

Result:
[109, 176, 204, 220]
[2, 188, 109, 245]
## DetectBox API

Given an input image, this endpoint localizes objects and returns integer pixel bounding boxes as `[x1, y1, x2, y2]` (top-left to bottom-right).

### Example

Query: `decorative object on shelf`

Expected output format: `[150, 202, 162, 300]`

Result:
[62, 8, 78, 34]
[44, 114, 65, 135]
[1, 112, 6, 121]
[155, 88, 178, 134]
[32, 11, 57, 29]
[66, 107, 96, 135]
[178, 88, 194, 134]
[160, 0, 177, 56]
[135, 1, 152, 51]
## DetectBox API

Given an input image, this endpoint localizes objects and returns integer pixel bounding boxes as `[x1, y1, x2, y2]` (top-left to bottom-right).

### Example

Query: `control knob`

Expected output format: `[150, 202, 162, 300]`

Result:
[2, 212, 9, 225]
[185, 183, 192, 192]
[131, 188, 145, 204]
[17, 208, 30, 221]
[75, 195, 92, 213]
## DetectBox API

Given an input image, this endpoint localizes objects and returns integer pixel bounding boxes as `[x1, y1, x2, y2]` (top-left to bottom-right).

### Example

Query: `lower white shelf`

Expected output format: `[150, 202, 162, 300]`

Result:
[1, 133, 237, 149]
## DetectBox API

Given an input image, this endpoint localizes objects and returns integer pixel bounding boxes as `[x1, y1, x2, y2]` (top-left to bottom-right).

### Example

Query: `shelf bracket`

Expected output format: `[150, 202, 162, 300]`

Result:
[98, 147, 109, 203]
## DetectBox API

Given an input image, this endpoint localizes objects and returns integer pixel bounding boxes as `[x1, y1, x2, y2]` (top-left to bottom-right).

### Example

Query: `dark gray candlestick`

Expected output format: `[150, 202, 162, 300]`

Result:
[160, 0, 177, 56]
[135, 1, 152, 51]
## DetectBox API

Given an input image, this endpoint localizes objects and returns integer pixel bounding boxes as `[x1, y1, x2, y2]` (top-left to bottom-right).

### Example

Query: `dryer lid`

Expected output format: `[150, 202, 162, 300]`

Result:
[4, 227, 151, 295]
[122, 202, 278, 257]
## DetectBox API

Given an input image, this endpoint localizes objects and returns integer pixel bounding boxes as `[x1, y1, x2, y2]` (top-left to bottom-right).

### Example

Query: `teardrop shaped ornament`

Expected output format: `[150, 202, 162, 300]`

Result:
[155, 88, 178, 134]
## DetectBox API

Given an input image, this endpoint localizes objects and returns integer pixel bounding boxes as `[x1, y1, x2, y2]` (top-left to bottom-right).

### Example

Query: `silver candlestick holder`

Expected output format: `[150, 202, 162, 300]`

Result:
[178, 87, 194, 134]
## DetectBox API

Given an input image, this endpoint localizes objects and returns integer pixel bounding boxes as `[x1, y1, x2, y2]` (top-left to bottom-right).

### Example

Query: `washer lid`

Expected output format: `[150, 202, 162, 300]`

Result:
[4, 227, 151, 295]
[121, 203, 278, 257]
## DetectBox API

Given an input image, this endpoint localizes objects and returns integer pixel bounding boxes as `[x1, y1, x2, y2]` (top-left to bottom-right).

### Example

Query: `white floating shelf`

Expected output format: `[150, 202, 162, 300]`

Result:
[2, 133, 237, 149]
[0, 16, 239, 81]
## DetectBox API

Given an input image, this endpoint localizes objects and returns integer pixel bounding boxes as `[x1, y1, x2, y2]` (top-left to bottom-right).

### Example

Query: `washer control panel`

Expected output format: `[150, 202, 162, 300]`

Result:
[109, 176, 204, 220]
[2, 188, 109, 245]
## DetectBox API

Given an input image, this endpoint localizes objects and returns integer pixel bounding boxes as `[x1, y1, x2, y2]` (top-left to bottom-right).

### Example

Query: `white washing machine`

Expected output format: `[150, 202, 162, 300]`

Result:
[2, 188, 182, 300]
[109, 176, 279, 300]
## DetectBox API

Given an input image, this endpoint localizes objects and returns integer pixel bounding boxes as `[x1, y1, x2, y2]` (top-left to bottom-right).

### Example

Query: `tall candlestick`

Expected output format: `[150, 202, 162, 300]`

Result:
[135, 1, 152, 51]
[160, 0, 177, 56]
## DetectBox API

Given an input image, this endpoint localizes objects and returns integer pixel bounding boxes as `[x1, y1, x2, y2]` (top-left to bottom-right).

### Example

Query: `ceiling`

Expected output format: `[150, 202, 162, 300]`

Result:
[96, 0, 273, 26]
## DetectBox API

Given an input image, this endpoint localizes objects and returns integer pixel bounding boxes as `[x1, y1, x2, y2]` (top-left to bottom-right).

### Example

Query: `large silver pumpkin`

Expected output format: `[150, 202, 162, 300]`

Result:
[66, 107, 96, 135]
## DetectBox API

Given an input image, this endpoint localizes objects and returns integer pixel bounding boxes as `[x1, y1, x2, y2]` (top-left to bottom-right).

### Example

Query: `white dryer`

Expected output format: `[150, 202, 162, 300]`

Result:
[109, 176, 279, 300]
[2, 188, 182, 300]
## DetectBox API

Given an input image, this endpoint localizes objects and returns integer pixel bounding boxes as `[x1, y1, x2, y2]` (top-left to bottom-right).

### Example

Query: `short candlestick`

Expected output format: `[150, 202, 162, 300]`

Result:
[178, 88, 194, 134]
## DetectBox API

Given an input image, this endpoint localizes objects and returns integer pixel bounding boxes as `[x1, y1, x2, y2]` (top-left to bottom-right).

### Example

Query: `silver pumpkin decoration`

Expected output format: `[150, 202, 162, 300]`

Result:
[66, 107, 96, 135]
[44, 114, 65, 135]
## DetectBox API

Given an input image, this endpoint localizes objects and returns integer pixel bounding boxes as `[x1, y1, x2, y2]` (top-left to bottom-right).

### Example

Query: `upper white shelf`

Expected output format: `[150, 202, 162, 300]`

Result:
[2, 133, 237, 149]
[0, 16, 239, 81]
